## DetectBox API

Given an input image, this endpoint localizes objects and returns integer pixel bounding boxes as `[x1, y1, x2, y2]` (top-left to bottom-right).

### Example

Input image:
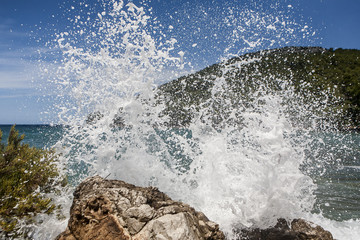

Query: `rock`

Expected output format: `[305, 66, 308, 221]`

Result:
[236, 218, 333, 240]
[56, 176, 334, 240]
[85, 111, 104, 125]
[85, 110, 125, 128]
[291, 219, 334, 240]
[56, 176, 225, 240]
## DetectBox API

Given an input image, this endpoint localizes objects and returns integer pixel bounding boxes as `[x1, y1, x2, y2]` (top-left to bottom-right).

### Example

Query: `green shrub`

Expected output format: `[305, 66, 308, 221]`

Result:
[0, 125, 65, 238]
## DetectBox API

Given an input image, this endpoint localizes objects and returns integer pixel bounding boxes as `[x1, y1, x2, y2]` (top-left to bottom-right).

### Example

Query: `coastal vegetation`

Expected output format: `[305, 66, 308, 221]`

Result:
[157, 47, 360, 129]
[0, 126, 65, 238]
[85, 47, 359, 130]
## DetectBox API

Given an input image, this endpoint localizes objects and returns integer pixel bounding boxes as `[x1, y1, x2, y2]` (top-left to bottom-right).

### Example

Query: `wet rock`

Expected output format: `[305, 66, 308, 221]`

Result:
[56, 176, 225, 240]
[237, 218, 333, 240]
[85, 111, 104, 125]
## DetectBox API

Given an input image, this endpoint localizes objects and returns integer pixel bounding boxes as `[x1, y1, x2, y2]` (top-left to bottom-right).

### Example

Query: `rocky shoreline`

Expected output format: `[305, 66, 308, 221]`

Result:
[56, 176, 333, 240]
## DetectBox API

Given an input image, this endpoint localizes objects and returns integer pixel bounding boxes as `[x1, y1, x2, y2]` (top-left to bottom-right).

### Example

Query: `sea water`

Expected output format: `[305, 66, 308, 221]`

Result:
[1, 125, 359, 239]
[6, 0, 360, 239]
[0, 125, 64, 149]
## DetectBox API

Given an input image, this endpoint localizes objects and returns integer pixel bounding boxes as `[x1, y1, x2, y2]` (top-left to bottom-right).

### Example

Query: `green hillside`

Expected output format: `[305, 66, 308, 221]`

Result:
[157, 47, 360, 130]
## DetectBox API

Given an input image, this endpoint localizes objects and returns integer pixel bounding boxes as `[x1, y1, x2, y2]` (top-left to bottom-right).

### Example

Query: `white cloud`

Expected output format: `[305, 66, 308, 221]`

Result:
[0, 23, 36, 89]
[0, 51, 36, 88]
[0, 88, 36, 99]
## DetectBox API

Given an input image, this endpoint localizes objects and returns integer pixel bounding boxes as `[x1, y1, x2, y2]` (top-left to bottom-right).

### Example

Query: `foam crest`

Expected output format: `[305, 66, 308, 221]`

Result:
[176, 88, 317, 234]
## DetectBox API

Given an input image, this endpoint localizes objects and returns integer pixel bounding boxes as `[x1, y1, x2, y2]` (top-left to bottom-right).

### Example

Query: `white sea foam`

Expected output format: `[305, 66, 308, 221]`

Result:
[32, 1, 360, 239]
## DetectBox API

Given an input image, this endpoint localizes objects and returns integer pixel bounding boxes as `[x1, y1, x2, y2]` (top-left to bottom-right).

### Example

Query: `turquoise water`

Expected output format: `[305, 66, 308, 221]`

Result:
[0, 125, 65, 149]
[1, 124, 359, 223]
[309, 131, 360, 221]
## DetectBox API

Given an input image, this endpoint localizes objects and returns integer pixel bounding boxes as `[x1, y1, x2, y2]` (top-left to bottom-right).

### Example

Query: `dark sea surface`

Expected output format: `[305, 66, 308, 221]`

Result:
[308, 131, 360, 221]
[0, 124, 65, 149]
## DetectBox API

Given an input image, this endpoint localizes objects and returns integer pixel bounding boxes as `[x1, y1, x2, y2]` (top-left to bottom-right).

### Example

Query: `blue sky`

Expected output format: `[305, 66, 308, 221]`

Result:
[0, 0, 360, 124]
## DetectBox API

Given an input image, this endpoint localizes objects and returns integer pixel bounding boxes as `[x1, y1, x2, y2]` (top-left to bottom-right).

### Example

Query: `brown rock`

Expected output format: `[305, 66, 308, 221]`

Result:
[56, 176, 334, 240]
[237, 218, 333, 240]
[291, 219, 334, 240]
[56, 176, 225, 240]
